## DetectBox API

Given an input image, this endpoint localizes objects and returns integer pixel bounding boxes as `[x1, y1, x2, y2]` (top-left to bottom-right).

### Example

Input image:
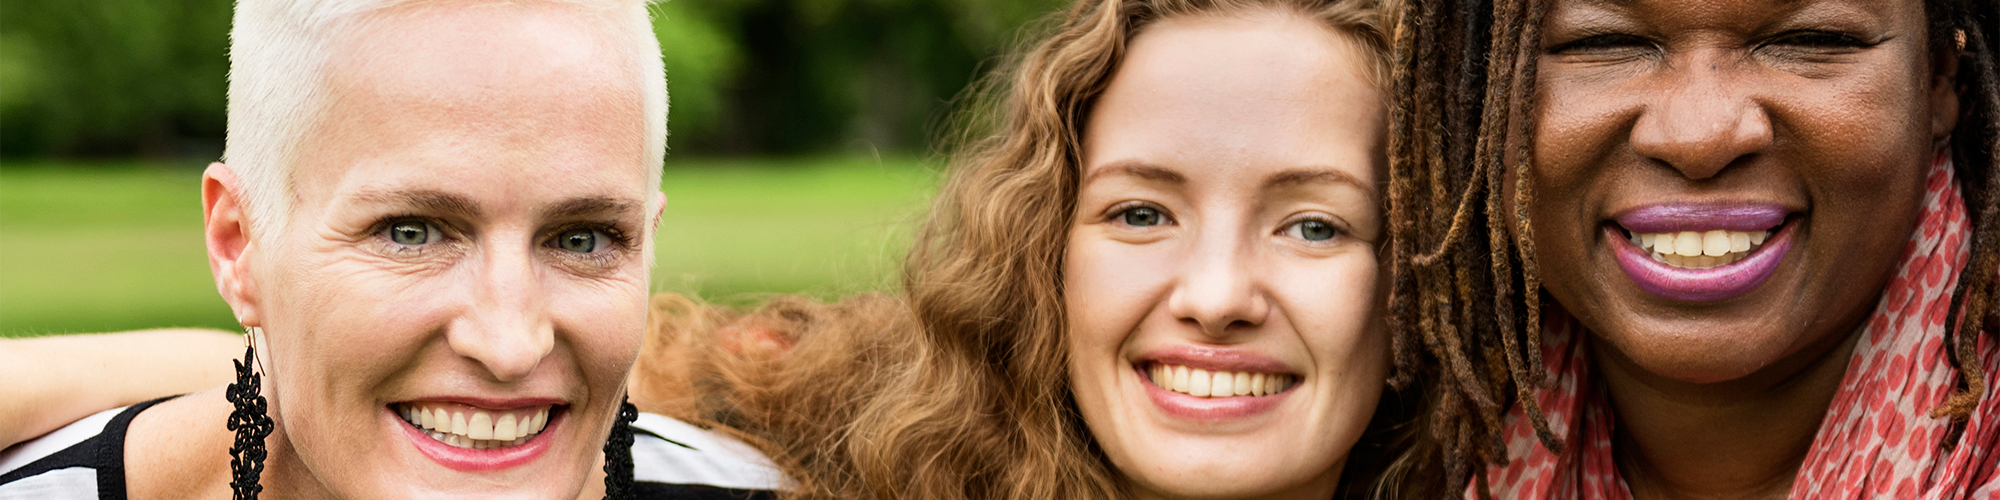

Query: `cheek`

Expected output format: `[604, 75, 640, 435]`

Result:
[1062, 235, 1175, 354]
[1285, 254, 1387, 370]
[551, 276, 649, 384]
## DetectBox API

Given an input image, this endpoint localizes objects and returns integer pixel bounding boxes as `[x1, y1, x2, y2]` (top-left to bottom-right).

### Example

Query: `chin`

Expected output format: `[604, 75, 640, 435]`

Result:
[1125, 450, 1342, 500]
[1591, 313, 1811, 384]
[1106, 423, 1346, 500]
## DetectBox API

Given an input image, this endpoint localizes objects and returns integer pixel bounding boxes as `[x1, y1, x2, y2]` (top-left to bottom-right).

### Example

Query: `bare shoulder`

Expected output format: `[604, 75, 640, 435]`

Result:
[125, 387, 233, 500]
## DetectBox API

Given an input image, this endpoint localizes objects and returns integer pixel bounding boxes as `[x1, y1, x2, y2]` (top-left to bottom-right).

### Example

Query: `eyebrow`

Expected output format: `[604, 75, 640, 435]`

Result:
[353, 189, 484, 218]
[1083, 161, 1187, 185]
[542, 196, 644, 220]
[349, 189, 644, 221]
[1263, 167, 1376, 195]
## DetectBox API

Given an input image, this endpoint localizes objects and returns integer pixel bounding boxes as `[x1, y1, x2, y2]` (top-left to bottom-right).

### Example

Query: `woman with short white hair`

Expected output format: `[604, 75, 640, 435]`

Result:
[0, 0, 785, 498]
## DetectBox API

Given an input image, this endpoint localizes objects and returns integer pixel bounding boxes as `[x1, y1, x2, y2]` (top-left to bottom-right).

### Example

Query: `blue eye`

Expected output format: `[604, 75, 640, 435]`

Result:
[1120, 207, 1166, 227]
[1285, 219, 1340, 242]
[387, 220, 436, 246]
[555, 228, 603, 253]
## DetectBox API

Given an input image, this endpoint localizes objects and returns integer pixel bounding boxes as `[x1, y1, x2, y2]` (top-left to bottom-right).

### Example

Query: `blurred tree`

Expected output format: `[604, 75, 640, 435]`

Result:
[1, 0, 232, 158]
[0, 0, 1066, 159]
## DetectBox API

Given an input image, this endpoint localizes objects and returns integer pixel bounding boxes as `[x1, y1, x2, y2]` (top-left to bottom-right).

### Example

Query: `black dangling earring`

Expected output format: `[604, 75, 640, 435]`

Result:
[601, 396, 639, 500]
[226, 327, 274, 500]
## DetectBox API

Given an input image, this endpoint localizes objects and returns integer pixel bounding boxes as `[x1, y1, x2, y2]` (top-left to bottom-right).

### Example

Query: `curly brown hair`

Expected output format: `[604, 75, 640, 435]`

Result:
[633, 0, 1397, 497]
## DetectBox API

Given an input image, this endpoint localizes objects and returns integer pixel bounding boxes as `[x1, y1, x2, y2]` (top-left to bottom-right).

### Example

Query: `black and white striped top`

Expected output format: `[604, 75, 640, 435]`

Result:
[0, 398, 787, 500]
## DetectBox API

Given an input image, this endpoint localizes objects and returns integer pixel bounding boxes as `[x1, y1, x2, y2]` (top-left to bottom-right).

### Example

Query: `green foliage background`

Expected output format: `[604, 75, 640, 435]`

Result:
[0, 0, 1069, 157]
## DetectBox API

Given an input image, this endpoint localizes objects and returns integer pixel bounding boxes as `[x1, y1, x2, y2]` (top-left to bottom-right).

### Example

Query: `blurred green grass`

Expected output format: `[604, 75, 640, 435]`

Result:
[0, 157, 935, 337]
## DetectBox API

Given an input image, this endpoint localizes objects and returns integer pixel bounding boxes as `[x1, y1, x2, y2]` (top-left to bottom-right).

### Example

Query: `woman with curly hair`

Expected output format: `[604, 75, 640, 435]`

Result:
[636, 0, 1411, 497]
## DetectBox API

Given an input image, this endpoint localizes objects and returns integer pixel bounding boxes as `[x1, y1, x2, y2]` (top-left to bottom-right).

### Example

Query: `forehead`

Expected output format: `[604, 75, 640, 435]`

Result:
[1551, 0, 1926, 31]
[1083, 10, 1385, 184]
[294, 2, 652, 206]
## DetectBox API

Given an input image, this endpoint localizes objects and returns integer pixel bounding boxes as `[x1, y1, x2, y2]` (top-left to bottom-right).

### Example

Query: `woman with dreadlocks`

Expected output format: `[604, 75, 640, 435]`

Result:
[1387, 0, 2000, 497]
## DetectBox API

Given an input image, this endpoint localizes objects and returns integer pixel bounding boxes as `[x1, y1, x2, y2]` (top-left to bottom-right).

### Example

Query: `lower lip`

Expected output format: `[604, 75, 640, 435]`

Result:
[1610, 221, 1794, 302]
[393, 406, 559, 472]
[1138, 366, 1290, 421]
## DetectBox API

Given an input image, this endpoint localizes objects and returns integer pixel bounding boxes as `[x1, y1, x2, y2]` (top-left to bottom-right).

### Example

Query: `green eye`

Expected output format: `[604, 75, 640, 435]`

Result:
[388, 221, 435, 246]
[1120, 207, 1166, 227]
[556, 228, 601, 253]
[1289, 220, 1338, 242]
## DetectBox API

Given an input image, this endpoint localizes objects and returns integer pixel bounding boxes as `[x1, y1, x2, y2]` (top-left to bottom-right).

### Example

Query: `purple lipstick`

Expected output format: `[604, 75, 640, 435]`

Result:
[1610, 204, 1793, 302]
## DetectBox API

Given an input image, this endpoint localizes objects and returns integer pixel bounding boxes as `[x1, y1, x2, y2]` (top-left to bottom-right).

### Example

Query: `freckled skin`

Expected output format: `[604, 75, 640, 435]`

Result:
[1517, 0, 1958, 496]
[1063, 11, 1388, 500]
[124, 4, 663, 500]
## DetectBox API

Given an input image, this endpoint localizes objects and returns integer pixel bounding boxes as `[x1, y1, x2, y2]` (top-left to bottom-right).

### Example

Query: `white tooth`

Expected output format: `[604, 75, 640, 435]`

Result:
[1702, 230, 1729, 256]
[1147, 365, 1164, 387]
[1250, 373, 1267, 396]
[1640, 233, 1657, 249]
[469, 412, 494, 440]
[1232, 372, 1253, 397]
[1653, 233, 1674, 252]
[1212, 371, 1233, 397]
[1172, 365, 1189, 392]
[532, 408, 548, 434]
[1750, 231, 1767, 246]
[1696, 255, 1717, 268]
[1674, 231, 1703, 256]
[433, 408, 449, 431]
[451, 411, 468, 437]
[415, 407, 430, 429]
[1730, 232, 1751, 253]
[1189, 369, 1211, 397]
[1264, 375, 1280, 395]
[495, 414, 518, 441]
[1629, 232, 1642, 246]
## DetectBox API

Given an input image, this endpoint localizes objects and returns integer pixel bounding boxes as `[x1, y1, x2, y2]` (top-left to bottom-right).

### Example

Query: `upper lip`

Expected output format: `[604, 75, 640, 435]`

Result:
[392, 396, 569, 410]
[1610, 203, 1794, 233]
[1134, 344, 1297, 375]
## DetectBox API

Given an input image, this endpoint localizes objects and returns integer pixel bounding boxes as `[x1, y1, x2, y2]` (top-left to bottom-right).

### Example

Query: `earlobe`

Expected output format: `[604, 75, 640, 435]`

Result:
[204, 163, 263, 327]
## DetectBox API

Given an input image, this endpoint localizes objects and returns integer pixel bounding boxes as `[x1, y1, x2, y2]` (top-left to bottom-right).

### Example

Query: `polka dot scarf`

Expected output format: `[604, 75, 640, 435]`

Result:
[1477, 147, 2000, 500]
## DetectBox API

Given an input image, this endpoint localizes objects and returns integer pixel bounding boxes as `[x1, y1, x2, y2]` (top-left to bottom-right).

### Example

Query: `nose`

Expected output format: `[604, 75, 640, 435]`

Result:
[1165, 228, 1270, 338]
[1628, 56, 1774, 180]
[447, 243, 554, 382]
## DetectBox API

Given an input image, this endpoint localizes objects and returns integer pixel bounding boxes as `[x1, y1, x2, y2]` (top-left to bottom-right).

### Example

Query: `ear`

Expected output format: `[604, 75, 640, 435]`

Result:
[1929, 32, 1962, 141]
[651, 191, 668, 230]
[204, 163, 264, 327]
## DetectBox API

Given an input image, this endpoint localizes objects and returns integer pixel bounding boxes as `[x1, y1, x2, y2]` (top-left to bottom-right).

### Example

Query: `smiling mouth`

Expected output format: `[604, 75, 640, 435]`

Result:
[393, 402, 556, 450]
[1146, 363, 1296, 398]
[1623, 229, 1773, 269]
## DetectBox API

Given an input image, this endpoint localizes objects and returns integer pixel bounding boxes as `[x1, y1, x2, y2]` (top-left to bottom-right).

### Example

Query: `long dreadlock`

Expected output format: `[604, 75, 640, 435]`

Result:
[1383, 0, 2000, 495]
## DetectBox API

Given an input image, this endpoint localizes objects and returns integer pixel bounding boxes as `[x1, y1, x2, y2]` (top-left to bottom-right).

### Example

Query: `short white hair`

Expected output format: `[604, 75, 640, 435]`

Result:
[224, 0, 667, 234]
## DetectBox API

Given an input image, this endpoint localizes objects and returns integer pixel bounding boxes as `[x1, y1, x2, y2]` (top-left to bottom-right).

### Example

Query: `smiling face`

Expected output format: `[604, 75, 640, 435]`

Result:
[217, 3, 660, 498]
[1526, 0, 1958, 382]
[1063, 10, 1387, 500]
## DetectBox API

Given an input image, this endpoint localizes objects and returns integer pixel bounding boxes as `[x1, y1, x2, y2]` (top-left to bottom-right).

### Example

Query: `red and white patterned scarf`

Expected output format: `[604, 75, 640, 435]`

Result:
[1479, 147, 2000, 500]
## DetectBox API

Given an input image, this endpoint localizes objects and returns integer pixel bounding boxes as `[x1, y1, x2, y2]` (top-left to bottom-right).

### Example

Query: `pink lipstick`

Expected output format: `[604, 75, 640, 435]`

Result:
[1609, 204, 1793, 302]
